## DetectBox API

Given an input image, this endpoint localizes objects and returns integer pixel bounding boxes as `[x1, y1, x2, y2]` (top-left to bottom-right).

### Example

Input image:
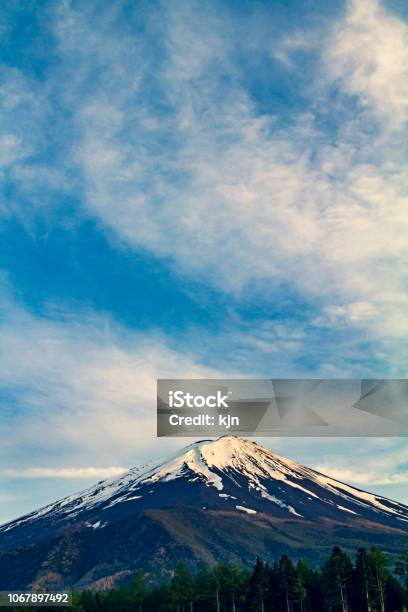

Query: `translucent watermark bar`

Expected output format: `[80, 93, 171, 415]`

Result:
[157, 379, 408, 437]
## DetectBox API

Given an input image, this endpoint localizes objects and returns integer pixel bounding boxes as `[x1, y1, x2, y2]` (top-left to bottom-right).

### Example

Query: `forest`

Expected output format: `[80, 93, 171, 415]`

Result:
[2, 546, 408, 612]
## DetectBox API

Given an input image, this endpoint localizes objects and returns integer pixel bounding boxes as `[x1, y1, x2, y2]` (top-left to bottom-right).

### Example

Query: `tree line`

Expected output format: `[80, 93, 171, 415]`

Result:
[67, 548, 408, 612]
[2, 547, 407, 612]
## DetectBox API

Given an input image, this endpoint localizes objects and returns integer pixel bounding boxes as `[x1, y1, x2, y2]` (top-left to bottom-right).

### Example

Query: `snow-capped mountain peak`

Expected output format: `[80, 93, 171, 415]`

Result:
[1, 436, 407, 549]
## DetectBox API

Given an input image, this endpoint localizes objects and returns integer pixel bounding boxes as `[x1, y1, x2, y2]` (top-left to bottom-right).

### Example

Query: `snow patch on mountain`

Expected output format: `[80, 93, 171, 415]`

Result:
[236, 505, 257, 514]
[336, 505, 358, 515]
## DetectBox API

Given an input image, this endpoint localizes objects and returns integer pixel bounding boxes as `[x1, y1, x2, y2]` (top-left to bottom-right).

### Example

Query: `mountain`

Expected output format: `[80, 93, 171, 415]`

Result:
[1, 436, 407, 590]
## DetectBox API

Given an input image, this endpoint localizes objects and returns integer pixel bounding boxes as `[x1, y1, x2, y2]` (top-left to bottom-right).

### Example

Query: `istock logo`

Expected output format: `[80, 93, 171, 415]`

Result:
[169, 390, 230, 408]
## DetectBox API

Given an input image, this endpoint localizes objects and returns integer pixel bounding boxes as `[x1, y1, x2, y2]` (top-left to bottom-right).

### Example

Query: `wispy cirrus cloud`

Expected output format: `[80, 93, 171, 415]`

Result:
[326, 0, 408, 128]
[1, 0, 406, 360]
[0, 467, 127, 479]
[313, 467, 408, 487]
[0, 64, 74, 222]
[313, 440, 408, 486]
[0, 294, 224, 468]
[43, 0, 407, 362]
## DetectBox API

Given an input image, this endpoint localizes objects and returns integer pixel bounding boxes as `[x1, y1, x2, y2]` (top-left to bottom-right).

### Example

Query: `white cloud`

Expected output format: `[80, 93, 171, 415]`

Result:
[312, 439, 408, 486]
[272, 30, 315, 68]
[0, 493, 17, 503]
[0, 2, 405, 359]
[0, 68, 39, 167]
[326, 0, 408, 128]
[319, 301, 378, 325]
[0, 467, 127, 479]
[0, 64, 72, 220]
[0, 1, 406, 357]
[44, 0, 407, 354]
[0, 295, 226, 467]
[313, 465, 408, 486]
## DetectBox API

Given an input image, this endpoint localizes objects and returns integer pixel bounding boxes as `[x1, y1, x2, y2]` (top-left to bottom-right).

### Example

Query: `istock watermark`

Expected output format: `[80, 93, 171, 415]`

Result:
[157, 379, 408, 437]
[168, 390, 231, 408]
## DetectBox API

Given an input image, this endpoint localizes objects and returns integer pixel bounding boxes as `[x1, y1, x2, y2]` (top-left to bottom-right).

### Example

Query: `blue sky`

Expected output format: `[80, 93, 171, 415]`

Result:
[0, 0, 407, 523]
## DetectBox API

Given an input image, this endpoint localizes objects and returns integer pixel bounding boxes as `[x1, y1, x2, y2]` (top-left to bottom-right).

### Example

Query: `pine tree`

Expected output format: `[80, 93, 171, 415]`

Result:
[145, 583, 173, 611]
[194, 563, 214, 610]
[171, 562, 194, 612]
[296, 559, 324, 612]
[294, 560, 308, 612]
[278, 555, 297, 612]
[394, 551, 408, 612]
[132, 568, 148, 612]
[385, 573, 406, 612]
[246, 557, 268, 611]
[353, 548, 373, 612]
[215, 562, 248, 611]
[78, 590, 99, 612]
[322, 546, 353, 612]
[70, 590, 85, 612]
[394, 551, 408, 590]
[368, 547, 387, 612]
[211, 564, 222, 612]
